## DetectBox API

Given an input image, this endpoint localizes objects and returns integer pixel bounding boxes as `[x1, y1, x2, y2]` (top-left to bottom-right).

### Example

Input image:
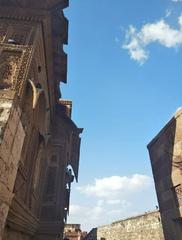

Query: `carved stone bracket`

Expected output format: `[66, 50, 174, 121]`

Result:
[28, 80, 44, 109]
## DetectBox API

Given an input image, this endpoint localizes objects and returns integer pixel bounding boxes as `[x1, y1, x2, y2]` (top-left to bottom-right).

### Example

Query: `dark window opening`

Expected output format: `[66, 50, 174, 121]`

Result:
[38, 66, 41, 73]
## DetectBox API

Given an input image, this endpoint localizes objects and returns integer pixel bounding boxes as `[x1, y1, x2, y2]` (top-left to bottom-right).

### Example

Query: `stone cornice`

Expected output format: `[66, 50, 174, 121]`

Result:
[0, 0, 69, 10]
[0, 6, 49, 22]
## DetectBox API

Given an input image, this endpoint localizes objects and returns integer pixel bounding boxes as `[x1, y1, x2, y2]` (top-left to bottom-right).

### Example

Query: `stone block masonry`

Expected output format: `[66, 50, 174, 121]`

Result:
[0, 1, 83, 239]
[148, 108, 182, 240]
[0, 103, 24, 240]
[85, 211, 164, 240]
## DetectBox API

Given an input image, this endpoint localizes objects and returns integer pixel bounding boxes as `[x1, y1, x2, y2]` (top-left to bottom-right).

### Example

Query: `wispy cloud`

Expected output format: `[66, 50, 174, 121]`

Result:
[106, 199, 121, 205]
[123, 13, 182, 64]
[77, 174, 152, 198]
[68, 174, 156, 231]
[172, 0, 182, 2]
[69, 200, 106, 226]
[165, 9, 172, 18]
[69, 199, 132, 230]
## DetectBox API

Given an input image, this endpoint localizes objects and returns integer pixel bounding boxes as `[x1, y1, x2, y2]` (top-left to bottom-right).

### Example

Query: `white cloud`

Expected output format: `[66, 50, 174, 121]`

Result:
[77, 174, 152, 198]
[172, 0, 182, 2]
[106, 209, 126, 216]
[68, 174, 157, 231]
[165, 9, 172, 18]
[179, 14, 182, 25]
[106, 199, 121, 205]
[69, 200, 105, 228]
[123, 13, 182, 64]
[69, 204, 83, 215]
[91, 200, 104, 219]
[68, 200, 132, 230]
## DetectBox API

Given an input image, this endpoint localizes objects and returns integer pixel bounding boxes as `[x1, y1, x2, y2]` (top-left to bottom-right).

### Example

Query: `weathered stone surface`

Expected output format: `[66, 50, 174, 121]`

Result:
[0, 1, 82, 240]
[0, 107, 25, 240]
[0, 100, 12, 144]
[85, 211, 164, 240]
[64, 224, 87, 240]
[11, 120, 25, 164]
[148, 109, 182, 240]
[0, 202, 9, 240]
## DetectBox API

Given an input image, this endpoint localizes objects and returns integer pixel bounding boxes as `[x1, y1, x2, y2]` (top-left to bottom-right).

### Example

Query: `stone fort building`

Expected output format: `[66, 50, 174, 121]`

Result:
[148, 109, 182, 240]
[64, 224, 87, 240]
[0, 0, 82, 239]
[84, 211, 164, 240]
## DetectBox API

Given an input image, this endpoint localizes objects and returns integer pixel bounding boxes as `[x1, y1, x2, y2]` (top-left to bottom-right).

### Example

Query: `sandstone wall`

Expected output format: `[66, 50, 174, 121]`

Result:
[0, 103, 25, 240]
[89, 211, 164, 240]
[148, 109, 182, 240]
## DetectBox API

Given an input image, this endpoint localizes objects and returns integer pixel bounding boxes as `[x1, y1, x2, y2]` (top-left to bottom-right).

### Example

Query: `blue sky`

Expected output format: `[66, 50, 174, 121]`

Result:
[61, 0, 182, 231]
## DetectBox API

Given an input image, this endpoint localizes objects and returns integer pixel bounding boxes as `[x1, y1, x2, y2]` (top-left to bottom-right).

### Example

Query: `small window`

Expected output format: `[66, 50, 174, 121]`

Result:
[38, 66, 41, 73]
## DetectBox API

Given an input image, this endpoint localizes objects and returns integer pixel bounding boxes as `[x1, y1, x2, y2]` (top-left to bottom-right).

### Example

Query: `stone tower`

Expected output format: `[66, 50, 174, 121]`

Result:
[0, 1, 82, 239]
[148, 110, 182, 240]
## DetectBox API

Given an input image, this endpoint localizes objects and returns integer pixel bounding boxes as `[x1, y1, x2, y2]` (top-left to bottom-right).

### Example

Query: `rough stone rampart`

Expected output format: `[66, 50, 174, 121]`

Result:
[86, 211, 164, 240]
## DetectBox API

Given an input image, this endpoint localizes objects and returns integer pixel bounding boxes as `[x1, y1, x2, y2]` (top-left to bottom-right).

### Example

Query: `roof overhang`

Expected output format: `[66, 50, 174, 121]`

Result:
[0, 0, 69, 10]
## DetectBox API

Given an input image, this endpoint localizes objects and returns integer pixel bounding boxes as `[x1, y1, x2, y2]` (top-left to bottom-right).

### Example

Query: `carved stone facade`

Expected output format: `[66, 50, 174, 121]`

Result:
[148, 109, 182, 240]
[64, 224, 87, 240]
[0, 1, 82, 240]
